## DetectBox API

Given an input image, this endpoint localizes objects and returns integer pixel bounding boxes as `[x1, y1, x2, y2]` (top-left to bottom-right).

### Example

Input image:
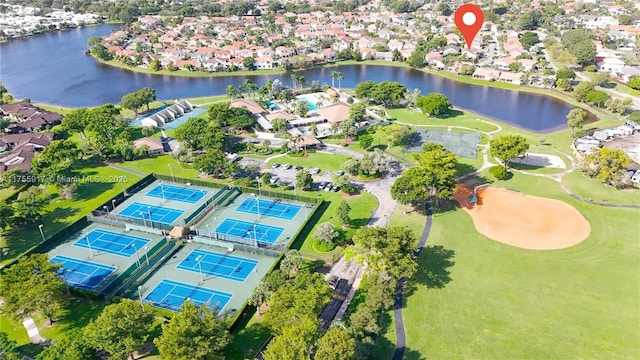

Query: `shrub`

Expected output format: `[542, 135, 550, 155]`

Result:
[489, 165, 510, 180]
[314, 238, 335, 252]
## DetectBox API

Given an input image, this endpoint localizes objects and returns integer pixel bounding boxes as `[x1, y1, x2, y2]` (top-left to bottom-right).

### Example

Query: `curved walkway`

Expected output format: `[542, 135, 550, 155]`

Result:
[392, 211, 433, 360]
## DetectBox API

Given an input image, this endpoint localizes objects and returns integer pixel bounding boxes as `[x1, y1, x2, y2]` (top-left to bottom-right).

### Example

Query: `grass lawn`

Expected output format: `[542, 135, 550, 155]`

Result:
[118, 155, 200, 178]
[1, 158, 141, 264]
[387, 108, 501, 133]
[266, 151, 353, 172]
[292, 190, 377, 258]
[400, 172, 640, 358]
[226, 310, 271, 360]
[1, 296, 107, 358]
[187, 95, 229, 106]
[562, 170, 640, 206]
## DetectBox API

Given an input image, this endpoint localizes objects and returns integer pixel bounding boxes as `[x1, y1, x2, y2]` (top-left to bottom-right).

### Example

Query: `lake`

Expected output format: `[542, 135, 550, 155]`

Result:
[0, 24, 574, 132]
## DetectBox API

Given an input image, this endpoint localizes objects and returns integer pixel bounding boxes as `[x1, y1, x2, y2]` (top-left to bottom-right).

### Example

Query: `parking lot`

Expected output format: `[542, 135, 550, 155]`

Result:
[267, 162, 342, 192]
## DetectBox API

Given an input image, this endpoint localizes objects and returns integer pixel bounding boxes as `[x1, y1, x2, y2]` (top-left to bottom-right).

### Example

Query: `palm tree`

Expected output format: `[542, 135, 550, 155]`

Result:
[310, 123, 318, 136]
[226, 84, 237, 99]
[243, 79, 255, 98]
[335, 71, 343, 90]
[330, 70, 339, 88]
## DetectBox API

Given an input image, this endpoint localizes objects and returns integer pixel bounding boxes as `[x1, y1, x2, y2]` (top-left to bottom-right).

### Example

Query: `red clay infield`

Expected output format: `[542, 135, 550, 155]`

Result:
[453, 185, 591, 250]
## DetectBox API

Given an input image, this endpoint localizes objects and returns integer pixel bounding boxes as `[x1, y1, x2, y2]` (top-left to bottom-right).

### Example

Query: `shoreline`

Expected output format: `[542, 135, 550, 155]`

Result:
[91, 55, 604, 119]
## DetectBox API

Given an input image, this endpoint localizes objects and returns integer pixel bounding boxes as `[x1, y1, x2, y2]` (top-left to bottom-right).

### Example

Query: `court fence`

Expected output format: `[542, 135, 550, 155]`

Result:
[191, 235, 281, 257]
[102, 237, 171, 296]
[90, 210, 173, 232]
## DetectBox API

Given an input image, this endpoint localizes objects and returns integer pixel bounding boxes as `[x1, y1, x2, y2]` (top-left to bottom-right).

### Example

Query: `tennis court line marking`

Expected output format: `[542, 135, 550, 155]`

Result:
[178, 249, 258, 282]
[50, 255, 116, 289]
[145, 279, 233, 311]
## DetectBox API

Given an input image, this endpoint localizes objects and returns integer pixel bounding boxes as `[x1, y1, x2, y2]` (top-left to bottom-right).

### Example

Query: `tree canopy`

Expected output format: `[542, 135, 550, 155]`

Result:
[489, 135, 530, 169]
[415, 93, 452, 116]
[314, 327, 357, 360]
[0, 254, 67, 324]
[346, 226, 418, 280]
[154, 301, 231, 360]
[83, 300, 154, 360]
[566, 107, 587, 136]
[354, 80, 407, 107]
[391, 143, 458, 207]
[583, 148, 632, 187]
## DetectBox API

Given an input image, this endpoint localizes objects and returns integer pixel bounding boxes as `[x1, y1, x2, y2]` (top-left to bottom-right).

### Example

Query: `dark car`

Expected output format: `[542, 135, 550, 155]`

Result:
[283, 163, 292, 170]
[271, 163, 280, 169]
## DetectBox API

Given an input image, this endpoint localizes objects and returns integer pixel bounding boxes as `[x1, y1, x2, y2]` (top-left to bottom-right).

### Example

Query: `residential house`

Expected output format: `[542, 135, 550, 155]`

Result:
[498, 72, 524, 85]
[472, 68, 500, 81]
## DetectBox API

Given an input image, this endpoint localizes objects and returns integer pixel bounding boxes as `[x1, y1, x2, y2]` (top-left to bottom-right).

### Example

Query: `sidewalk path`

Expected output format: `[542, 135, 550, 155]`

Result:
[22, 317, 49, 345]
[392, 212, 433, 360]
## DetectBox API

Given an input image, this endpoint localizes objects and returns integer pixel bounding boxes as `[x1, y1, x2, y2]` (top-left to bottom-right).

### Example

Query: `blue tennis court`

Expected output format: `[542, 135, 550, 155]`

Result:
[146, 184, 208, 204]
[73, 229, 150, 257]
[50, 255, 116, 290]
[177, 249, 258, 282]
[236, 198, 301, 220]
[143, 279, 232, 312]
[216, 218, 284, 245]
[118, 202, 184, 225]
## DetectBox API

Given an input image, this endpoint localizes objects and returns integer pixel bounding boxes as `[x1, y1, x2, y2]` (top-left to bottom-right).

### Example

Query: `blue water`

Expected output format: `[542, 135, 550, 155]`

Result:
[298, 98, 318, 111]
[0, 24, 577, 132]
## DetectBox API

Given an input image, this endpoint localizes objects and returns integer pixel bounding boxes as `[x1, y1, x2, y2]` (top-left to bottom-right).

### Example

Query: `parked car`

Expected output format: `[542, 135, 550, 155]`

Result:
[318, 181, 327, 190]
[283, 163, 292, 170]
[336, 170, 345, 176]
[270, 176, 280, 184]
[324, 183, 333, 191]
[295, 165, 303, 170]
[271, 163, 280, 169]
[331, 186, 340, 192]
[308, 167, 321, 174]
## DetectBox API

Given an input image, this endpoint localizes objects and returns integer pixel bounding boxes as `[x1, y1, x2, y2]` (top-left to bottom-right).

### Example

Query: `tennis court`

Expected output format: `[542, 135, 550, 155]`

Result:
[73, 229, 150, 258]
[216, 218, 284, 245]
[177, 249, 258, 282]
[146, 184, 208, 204]
[50, 255, 116, 290]
[143, 278, 232, 312]
[118, 202, 184, 225]
[406, 129, 480, 159]
[235, 198, 301, 220]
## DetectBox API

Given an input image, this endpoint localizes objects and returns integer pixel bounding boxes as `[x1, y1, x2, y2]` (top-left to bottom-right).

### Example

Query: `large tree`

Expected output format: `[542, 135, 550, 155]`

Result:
[12, 186, 49, 223]
[119, 91, 146, 117]
[37, 329, 94, 360]
[415, 93, 452, 116]
[154, 301, 231, 360]
[583, 148, 632, 187]
[264, 272, 331, 334]
[295, 169, 313, 191]
[489, 135, 529, 170]
[83, 300, 154, 360]
[30, 140, 81, 184]
[0, 254, 67, 324]
[314, 222, 340, 244]
[314, 327, 357, 360]
[566, 107, 587, 136]
[262, 315, 319, 360]
[346, 226, 418, 280]
[0, 332, 21, 360]
[337, 200, 351, 224]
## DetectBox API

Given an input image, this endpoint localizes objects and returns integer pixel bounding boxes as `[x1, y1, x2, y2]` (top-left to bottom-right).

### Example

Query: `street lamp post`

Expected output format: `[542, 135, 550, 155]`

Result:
[213, 217, 217, 239]
[206, 224, 211, 238]
[253, 224, 258, 247]
[168, 164, 175, 182]
[38, 224, 46, 242]
[85, 236, 94, 258]
[144, 246, 149, 266]
[138, 285, 145, 312]
[195, 255, 204, 282]
[132, 243, 140, 267]
[139, 212, 147, 227]
[255, 268, 259, 287]
[103, 205, 109, 217]
[159, 181, 166, 203]
[112, 199, 118, 219]
[147, 206, 153, 228]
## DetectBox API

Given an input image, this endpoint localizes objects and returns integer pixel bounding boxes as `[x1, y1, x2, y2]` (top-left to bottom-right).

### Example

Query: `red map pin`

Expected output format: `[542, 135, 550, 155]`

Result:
[454, 4, 484, 50]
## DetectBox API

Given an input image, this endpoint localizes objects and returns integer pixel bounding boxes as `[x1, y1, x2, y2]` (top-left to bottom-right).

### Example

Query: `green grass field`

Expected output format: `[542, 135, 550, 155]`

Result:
[1, 158, 141, 264]
[398, 172, 640, 359]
